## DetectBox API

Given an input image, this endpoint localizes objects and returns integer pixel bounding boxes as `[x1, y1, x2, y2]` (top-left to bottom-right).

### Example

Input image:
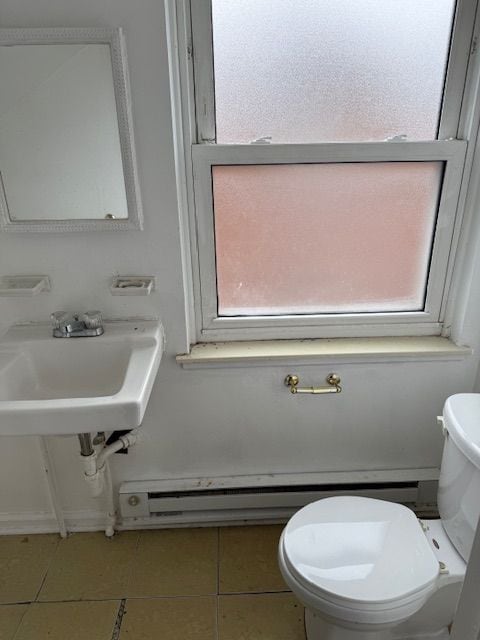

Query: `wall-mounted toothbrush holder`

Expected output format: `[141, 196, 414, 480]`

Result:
[0, 275, 51, 296]
[110, 276, 155, 296]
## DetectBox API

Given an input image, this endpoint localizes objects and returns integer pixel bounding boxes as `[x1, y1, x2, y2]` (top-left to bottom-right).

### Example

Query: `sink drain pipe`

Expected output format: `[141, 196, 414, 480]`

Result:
[78, 431, 138, 537]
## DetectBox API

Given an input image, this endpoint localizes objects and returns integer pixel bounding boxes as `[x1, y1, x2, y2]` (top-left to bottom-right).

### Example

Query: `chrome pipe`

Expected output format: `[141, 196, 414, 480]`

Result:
[78, 433, 94, 456]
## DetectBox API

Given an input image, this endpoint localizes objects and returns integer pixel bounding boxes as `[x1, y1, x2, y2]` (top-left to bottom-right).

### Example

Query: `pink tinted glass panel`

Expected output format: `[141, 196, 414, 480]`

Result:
[211, 0, 455, 143]
[213, 163, 443, 316]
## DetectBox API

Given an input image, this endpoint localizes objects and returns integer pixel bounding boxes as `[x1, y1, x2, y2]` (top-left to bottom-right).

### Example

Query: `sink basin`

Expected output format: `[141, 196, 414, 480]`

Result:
[0, 320, 164, 435]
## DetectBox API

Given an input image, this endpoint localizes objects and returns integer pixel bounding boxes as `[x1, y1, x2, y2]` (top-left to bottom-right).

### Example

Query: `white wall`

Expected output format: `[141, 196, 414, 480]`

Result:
[0, 0, 480, 531]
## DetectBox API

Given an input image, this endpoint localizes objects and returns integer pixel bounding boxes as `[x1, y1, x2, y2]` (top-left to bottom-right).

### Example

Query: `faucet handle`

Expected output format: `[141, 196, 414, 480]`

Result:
[83, 310, 103, 330]
[51, 311, 69, 329]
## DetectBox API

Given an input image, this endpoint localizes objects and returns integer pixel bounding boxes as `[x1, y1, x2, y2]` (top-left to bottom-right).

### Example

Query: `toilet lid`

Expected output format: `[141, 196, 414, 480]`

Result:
[282, 496, 439, 607]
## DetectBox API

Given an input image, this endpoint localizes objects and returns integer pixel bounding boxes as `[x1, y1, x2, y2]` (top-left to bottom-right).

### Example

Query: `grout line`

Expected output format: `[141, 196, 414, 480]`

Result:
[33, 535, 62, 603]
[216, 527, 220, 640]
[111, 599, 127, 640]
[217, 590, 291, 597]
[123, 529, 142, 597]
[11, 602, 31, 640]
[13, 598, 126, 605]
[216, 527, 220, 595]
[132, 529, 142, 554]
[22, 593, 222, 604]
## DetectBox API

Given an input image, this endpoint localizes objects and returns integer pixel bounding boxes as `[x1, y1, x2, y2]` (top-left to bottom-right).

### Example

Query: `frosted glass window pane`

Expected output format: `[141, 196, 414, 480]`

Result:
[212, 163, 443, 316]
[211, 0, 455, 143]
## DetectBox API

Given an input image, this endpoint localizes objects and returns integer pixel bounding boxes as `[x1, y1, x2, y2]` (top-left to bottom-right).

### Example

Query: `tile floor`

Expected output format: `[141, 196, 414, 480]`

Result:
[0, 525, 306, 639]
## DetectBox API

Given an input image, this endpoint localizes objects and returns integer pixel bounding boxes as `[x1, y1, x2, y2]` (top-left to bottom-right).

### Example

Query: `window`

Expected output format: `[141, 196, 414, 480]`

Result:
[210, 0, 454, 144]
[172, 0, 478, 341]
[212, 162, 443, 316]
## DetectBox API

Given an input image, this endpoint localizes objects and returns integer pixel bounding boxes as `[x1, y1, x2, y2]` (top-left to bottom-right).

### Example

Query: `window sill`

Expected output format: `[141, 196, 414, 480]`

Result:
[176, 336, 471, 369]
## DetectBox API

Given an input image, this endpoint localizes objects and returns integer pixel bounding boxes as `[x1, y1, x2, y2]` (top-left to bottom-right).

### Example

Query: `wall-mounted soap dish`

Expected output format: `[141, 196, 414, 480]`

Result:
[0, 275, 51, 296]
[110, 276, 155, 296]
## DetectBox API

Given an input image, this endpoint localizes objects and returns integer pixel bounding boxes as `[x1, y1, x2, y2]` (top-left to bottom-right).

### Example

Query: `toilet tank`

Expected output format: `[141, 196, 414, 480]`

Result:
[438, 393, 480, 562]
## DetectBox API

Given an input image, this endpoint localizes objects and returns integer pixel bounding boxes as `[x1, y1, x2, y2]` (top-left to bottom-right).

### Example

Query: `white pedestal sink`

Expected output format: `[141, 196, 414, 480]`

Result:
[0, 320, 164, 436]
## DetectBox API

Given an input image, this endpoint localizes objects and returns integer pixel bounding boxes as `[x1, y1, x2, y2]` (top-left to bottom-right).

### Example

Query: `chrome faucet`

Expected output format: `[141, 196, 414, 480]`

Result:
[51, 310, 104, 338]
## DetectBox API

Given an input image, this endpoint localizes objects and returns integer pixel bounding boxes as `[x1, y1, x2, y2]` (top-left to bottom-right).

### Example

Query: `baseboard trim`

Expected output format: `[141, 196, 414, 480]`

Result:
[0, 509, 106, 535]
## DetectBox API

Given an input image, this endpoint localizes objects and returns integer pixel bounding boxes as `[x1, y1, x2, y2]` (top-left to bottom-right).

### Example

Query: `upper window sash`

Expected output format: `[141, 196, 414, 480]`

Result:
[190, 0, 477, 145]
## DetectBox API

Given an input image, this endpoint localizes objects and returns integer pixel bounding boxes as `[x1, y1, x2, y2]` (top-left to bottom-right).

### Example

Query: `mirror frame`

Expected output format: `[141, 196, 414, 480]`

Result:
[0, 27, 143, 232]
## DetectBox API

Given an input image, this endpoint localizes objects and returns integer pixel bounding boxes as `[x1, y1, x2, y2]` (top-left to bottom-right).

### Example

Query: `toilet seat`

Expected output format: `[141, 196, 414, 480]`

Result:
[280, 496, 440, 625]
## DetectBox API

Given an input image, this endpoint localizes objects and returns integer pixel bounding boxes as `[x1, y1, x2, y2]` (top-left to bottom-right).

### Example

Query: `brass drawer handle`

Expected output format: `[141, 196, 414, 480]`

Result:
[284, 373, 342, 395]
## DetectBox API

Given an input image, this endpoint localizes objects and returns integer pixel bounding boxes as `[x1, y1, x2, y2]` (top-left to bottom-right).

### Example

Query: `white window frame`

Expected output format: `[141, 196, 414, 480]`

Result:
[167, 0, 480, 342]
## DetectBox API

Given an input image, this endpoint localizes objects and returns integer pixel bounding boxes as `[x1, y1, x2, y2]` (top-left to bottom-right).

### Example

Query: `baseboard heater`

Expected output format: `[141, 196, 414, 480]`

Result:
[119, 474, 438, 527]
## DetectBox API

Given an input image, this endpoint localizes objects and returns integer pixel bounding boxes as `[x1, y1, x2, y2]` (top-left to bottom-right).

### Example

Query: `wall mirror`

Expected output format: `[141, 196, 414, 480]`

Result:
[0, 28, 142, 232]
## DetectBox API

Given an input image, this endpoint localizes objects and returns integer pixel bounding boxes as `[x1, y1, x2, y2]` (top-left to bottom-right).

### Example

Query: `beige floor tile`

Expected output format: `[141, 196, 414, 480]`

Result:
[128, 528, 218, 597]
[0, 604, 28, 639]
[120, 597, 216, 640]
[14, 600, 119, 640]
[219, 525, 287, 593]
[218, 593, 305, 640]
[38, 531, 139, 602]
[0, 534, 59, 604]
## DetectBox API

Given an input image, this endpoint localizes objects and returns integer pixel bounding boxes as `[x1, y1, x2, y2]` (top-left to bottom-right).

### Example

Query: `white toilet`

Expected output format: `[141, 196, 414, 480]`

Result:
[278, 393, 480, 640]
